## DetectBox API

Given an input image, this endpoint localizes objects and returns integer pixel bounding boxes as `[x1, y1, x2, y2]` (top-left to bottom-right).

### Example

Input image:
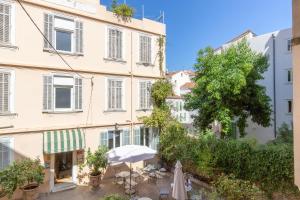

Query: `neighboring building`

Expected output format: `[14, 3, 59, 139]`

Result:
[0, 0, 165, 194]
[216, 28, 293, 143]
[166, 70, 196, 133]
[293, 0, 300, 189]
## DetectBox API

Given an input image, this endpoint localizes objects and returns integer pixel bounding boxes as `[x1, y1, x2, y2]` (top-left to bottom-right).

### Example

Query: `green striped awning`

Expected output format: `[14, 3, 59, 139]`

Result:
[43, 129, 86, 154]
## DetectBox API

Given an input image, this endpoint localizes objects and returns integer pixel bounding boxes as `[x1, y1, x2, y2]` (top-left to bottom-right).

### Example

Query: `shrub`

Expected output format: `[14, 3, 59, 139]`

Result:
[0, 158, 45, 198]
[212, 174, 264, 200]
[101, 194, 129, 200]
[111, 0, 134, 23]
[247, 144, 295, 195]
[159, 129, 296, 196]
[270, 123, 293, 145]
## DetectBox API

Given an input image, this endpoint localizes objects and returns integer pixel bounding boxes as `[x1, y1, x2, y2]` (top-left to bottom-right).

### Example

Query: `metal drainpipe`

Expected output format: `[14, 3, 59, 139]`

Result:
[272, 34, 277, 138]
[130, 31, 133, 141]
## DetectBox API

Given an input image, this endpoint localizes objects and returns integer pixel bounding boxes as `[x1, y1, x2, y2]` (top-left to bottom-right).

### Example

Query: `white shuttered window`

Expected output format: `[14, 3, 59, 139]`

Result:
[107, 79, 123, 110]
[43, 75, 82, 111]
[108, 28, 123, 60]
[0, 72, 10, 113]
[139, 35, 152, 64]
[0, 3, 11, 45]
[139, 81, 152, 109]
[44, 13, 83, 54]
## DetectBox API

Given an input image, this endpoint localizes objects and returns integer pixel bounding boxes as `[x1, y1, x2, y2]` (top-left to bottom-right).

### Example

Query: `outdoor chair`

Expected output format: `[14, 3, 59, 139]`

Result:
[159, 187, 170, 200]
[148, 172, 157, 184]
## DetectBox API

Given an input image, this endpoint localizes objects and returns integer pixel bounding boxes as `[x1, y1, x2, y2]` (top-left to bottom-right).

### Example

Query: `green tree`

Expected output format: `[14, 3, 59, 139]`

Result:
[140, 79, 173, 134]
[185, 40, 272, 137]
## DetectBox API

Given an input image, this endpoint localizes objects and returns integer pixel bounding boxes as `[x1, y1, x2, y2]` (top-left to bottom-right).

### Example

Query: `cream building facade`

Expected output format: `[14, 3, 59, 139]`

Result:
[0, 0, 165, 195]
[166, 70, 197, 134]
[293, 0, 300, 189]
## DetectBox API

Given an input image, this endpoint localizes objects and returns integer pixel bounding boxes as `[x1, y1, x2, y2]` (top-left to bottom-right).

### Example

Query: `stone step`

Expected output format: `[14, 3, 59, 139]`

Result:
[52, 183, 76, 193]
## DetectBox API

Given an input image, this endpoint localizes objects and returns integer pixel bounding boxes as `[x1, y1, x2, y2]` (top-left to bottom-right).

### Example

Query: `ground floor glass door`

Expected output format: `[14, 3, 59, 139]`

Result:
[54, 152, 73, 184]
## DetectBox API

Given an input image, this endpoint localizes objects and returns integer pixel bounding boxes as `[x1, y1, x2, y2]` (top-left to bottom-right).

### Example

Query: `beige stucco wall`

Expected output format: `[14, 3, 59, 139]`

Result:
[0, 0, 165, 77]
[0, 0, 165, 133]
[293, 0, 300, 188]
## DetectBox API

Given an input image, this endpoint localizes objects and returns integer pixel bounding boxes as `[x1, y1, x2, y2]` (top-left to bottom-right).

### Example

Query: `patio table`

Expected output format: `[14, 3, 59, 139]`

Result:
[125, 178, 137, 186]
[116, 171, 130, 178]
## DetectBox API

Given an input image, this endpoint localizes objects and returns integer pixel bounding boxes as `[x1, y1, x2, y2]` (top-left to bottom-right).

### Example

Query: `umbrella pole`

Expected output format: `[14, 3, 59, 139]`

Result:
[130, 163, 132, 197]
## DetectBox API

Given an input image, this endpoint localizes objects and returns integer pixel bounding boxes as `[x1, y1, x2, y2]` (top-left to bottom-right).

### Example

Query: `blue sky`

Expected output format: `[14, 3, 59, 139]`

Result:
[101, 0, 292, 72]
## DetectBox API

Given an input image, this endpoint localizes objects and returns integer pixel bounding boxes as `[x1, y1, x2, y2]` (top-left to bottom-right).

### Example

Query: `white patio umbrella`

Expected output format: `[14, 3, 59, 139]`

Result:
[172, 161, 188, 200]
[106, 145, 157, 193]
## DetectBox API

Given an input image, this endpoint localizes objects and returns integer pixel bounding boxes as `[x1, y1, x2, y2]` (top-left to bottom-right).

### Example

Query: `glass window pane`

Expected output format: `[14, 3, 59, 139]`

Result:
[56, 30, 72, 52]
[108, 131, 114, 150]
[140, 128, 144, 145]
[55, 87, 71, 109]
[115, 131, 120, 148]
[145, 128, 150, 147]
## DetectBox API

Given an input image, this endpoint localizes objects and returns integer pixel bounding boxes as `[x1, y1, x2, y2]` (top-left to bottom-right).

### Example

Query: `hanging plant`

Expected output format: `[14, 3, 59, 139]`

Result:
[157, 35, 165, 76]
[111, 0, 135, 23]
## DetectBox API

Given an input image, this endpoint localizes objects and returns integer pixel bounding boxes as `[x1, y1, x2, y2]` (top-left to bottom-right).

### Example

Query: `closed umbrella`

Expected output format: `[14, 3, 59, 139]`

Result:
[172, 161, 187, 200]
[106, 145, 157, 194]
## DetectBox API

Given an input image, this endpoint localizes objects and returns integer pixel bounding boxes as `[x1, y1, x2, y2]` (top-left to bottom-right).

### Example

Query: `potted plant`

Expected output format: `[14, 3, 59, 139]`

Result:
[19, 159, 45, 200]
[86, 147, 108, 189]
[0, 162, 19, 199]
[111, 0, 135, 22]
[0, 158, 44, 200]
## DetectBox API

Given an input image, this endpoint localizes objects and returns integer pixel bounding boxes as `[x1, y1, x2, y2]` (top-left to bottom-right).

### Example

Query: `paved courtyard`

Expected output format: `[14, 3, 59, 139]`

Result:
[42, 174, 174, 200]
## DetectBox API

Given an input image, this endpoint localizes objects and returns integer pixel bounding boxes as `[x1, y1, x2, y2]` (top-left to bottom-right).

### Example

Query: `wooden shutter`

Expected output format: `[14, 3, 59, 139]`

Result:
[0, 138, 11, 170]
[108, 29, 114, 58]
[0, 3, 11, 44]
[75, 77, 82, 110]
[146, 82, 152, 108]
[147, 37, 152, 63]
[116, 30, 122, 59]
[75, 21, 83, 54]
[140, 36, 145, 62]
[0, 72, 10, 113]
[134, 127, 140, 145]
[122, 129, 130, 146]
[100, 131, 108, 147]
[117, 80, 122, 109]
[108, 79, 112, 109]
[139, 82, 146, 109]
[44, 13, 53, 49]
[43, 75, 53, 111]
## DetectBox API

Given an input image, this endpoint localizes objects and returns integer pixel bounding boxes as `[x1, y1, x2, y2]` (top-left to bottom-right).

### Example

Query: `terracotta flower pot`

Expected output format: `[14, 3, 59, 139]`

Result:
[0, 190, 6, 198]
[89, 173, 101, 189]
[22, 183, 39, 200]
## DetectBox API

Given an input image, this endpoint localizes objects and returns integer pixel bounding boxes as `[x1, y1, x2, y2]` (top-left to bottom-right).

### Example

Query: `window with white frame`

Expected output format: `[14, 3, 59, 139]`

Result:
[287, 69, 293, 83]
[133, 126, 159, 150]
[139, 35, 152, 64]
[0, 70, 13, 114]
[107, 79, 123, 110]
[288, 100, 293, 114]
[107, 28, 123, 60]
[100, 129, 130, 150]
[134, 126, 150, 146]
[44, 14, 83, 54]
[139, 81, 152, 109]
[287, 39, 292, 52]
[43, 75, 82, 112]
[0, 137, 13, 170]
[0, 1, 13, 45]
